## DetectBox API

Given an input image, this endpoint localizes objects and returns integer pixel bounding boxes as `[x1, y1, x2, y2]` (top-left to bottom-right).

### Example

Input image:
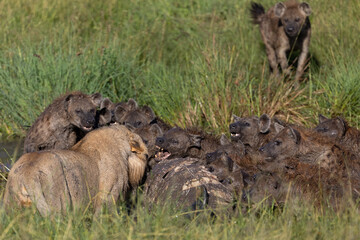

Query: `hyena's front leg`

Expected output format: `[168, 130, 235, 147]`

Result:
[264, 43, 279, 77]
[277, 43, 291, 76]
[295, 32, 311, 81]
[260, 27, 279, 77]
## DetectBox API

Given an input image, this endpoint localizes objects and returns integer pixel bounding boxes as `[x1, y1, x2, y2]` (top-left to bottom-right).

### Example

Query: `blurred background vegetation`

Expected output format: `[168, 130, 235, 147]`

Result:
[0, 0, 359, 139]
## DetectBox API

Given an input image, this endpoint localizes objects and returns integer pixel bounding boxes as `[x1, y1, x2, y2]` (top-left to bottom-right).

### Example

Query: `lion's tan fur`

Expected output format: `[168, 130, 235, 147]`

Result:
[3, 124, 148, 216]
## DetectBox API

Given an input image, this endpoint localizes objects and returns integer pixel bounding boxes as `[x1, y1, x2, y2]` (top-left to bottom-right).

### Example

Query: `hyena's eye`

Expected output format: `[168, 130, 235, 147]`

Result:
[295, 17, 300, 22]
[170, 139, 179, 144]
[75, 109, 82, 114]
[274, 140, 282, 146]
[284, 18, 289, 23]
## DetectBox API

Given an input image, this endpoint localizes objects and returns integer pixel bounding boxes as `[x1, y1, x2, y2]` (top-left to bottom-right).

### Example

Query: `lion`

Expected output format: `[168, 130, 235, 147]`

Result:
[3, 124, 148, 216]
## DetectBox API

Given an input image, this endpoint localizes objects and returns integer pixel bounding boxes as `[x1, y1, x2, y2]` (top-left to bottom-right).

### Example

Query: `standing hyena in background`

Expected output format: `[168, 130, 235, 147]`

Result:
[250, 0, 311, 81]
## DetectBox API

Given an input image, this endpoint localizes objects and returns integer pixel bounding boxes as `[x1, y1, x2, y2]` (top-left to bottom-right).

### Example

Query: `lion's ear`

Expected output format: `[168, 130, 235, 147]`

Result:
[130, 139, 143, 154]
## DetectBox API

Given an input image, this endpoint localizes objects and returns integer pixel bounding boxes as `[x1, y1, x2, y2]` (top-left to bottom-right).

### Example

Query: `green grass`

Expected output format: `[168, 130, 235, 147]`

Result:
[0, 195, 359, 239]
[0, 0, 359, 138]
[1, 0, 360, 238]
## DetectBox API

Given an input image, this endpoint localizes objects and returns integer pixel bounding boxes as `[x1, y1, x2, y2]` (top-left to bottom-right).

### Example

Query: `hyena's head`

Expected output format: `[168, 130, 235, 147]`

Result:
[314, 114, 348, 141]
[114, 99, 156, 128]
[259, 125, 301, 163]
[66, 92, 102, 132]
[242, 172, 285, 207]
[205, 134, 244, 181]
[229, 114, 271, 147]
[274, 1, 311, 37]
[155, 127, 202, 160]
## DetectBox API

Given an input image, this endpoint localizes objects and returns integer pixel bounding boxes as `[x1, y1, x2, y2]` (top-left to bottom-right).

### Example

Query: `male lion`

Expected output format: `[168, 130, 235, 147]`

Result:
[3, 124, 148, 216]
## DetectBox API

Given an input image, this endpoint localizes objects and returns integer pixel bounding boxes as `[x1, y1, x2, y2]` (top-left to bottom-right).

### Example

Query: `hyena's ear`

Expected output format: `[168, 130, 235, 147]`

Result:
[114, 104, 128, 123]
[287, 127, 301, 145]
[100, 97, 113, 110]
[141, 106, 156, 121]
[274, 122, 285, 133]
[274, 2, 286, 18]
[220, 134, 231, 146]
[127, 98, 138, 111]
[149, 124, 163, 136]
[259, 114, 271, 133]
[90, 93, 102, 107]
[335, 117, 348, 135]
[64, 94, 73, 110]
[318, 114, 329, 123]
[299, 2, 311, 16]
[232, 114, 241, 122]
[97, 107, 112, 126]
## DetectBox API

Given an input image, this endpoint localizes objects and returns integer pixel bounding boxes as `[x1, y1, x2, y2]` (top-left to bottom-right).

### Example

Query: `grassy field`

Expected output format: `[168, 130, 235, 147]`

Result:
[1, 0, 360, 238]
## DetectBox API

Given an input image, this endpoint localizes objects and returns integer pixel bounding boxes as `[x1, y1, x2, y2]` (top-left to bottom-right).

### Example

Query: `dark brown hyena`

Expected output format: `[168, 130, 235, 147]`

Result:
[257, 124, 347, 172]
[243, 160, 359, 209]
[250, 0, 311, 81]
[314, 114, 360, 157]
[94, 97, 114, 128]
[113, 99, 156, 128]
[154, 127, 223, 163]
[205, 135, 247, 195]
[23, 91, 102, 153]
[229, 114, 278, 149]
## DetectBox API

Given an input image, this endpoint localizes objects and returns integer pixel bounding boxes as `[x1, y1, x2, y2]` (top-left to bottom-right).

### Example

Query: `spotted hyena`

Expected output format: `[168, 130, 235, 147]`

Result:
[250, 0, 311, 81]
[23, 91, 102, 153]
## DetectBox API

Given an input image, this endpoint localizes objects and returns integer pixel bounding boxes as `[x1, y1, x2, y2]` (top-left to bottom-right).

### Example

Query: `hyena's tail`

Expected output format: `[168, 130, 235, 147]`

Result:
[250, 2, 265, 24]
